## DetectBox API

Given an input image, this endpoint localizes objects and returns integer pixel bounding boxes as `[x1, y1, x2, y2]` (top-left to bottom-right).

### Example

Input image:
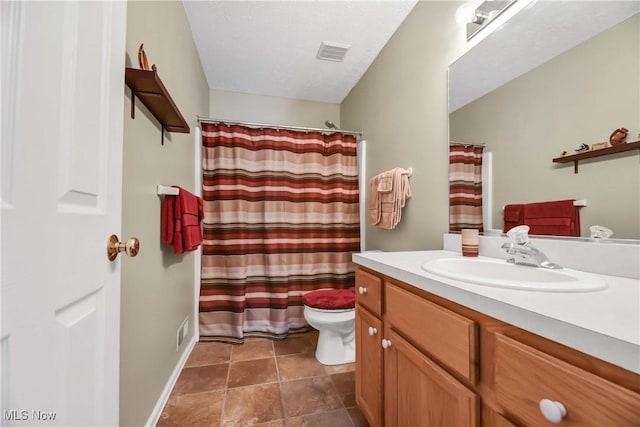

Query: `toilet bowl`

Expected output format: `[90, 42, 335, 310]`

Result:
[302, 289, 356, 365]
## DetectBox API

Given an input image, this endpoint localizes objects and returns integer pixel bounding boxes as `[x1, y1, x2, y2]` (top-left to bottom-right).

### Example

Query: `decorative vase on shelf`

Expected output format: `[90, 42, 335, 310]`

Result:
[138, 43, 149, 70]
[137, 44, 157, 72]
[609, 127, 628, 145]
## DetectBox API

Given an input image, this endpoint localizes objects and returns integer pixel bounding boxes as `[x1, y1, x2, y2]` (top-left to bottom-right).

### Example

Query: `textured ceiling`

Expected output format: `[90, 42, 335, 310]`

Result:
[183, 0, 418, 104]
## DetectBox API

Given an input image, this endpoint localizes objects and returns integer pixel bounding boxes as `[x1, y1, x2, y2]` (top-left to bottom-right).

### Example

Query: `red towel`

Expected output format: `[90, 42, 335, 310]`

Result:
[162, 186, 204, 254]
[503, 204, 524, 233]
[523, 199, 580, 237]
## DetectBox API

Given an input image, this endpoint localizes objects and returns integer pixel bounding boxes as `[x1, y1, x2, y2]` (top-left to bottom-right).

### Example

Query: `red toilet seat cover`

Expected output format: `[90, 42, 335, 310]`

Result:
[302, 289, 355, 310]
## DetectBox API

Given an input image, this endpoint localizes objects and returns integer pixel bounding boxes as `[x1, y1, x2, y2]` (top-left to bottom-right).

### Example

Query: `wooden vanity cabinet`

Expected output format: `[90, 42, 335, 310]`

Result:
[355, 269, 384, 427]
[355, 305, 383, 427]
[384, 326, 479, 426]
[482, 406, 518, 427]
[385, 283, 478, 383]
[354, 266, 640, 427]
[494, 334, 640, 426]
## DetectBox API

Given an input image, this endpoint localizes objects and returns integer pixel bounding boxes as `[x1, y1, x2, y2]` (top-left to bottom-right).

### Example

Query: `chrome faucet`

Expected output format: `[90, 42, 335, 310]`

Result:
[501, 226, 562, 269]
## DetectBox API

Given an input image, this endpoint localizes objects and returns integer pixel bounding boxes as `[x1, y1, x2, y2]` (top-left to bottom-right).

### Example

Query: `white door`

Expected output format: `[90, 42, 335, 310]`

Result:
[1, 1, 126, 426]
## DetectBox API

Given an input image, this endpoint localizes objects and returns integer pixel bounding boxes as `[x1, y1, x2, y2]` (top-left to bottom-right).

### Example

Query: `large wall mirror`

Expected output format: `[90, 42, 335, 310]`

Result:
[449, 1, 640, 240]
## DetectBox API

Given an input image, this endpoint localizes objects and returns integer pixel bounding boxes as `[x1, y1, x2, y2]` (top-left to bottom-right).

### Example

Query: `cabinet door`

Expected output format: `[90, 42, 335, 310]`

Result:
[356, 306, 383, 427]
[482, 405, 518, 427]
[386, 283, 478, 383]
[384, 327, 479, 427]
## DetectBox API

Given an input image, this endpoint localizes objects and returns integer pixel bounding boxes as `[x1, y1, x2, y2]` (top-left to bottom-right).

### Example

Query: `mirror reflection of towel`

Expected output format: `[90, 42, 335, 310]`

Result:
[503, 199, 580, 237]
[524, 200, 580, 237]
[503, 204, 524, 232]
[368, 168, 411, 229]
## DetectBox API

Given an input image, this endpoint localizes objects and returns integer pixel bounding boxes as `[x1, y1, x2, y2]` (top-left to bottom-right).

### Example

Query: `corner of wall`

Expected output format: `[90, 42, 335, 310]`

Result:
[341, 1, 467, 252]
[120, 2, 210, 425]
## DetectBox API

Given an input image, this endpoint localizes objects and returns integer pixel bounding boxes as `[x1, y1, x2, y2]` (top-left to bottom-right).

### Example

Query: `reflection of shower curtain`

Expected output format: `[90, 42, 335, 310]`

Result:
[449, 144, 484, 231]
[199, 123, 360, 342]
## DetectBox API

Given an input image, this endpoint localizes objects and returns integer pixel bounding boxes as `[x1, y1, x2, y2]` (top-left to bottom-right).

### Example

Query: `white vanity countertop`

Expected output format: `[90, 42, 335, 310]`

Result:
[353, 250, 640, 374]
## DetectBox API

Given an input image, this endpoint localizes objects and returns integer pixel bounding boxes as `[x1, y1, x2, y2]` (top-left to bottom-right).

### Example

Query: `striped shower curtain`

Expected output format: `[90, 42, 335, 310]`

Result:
[449, 144, 484, 231]
[199, 123, 360, 342]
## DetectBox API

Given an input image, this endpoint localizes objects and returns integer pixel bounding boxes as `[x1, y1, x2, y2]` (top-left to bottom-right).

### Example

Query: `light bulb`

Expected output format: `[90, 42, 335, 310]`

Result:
[455, 3, 477, 24]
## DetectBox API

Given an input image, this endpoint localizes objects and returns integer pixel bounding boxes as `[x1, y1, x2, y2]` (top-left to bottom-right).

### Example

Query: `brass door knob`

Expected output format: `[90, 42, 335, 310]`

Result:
[107, 234, 140, 261]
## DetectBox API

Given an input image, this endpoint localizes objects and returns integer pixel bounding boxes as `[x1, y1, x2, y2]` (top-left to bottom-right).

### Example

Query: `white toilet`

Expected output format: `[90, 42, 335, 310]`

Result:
[302, 288, 356, 365]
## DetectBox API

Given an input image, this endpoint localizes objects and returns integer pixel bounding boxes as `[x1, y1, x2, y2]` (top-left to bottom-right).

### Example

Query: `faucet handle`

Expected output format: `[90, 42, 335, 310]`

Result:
[506, 225, 530, 244]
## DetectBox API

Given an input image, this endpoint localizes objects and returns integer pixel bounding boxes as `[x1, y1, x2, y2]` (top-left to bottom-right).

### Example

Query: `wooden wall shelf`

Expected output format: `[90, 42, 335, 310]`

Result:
[124, 68, 190, 145]
[552, 140, 640, 173]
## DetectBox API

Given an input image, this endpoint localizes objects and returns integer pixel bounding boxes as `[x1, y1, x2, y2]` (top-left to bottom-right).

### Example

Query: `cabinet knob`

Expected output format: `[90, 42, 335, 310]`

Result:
[381, 339, 392, 349]
[539, 399, 567, 423]
[368, 326, 378, 336]
[358, 286, 368, 295]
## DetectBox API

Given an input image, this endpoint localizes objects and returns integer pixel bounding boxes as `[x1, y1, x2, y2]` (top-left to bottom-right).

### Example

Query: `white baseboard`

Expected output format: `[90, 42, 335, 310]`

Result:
[145, 335, 198, 427]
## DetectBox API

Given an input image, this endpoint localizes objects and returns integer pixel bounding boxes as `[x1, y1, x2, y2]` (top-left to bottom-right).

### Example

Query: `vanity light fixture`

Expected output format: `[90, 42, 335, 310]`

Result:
[456, 3, 492, 25]
[456, 1, 518, 40]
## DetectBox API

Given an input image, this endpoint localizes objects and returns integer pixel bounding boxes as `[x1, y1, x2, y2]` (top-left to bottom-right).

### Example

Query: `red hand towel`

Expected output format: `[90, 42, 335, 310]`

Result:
[172, 193, 185, 254]
[161, 186, 204, 254]
[503, 204, 524, 233]
[523, 200, 580, 237]
[162, 195, 176, 246]
[177, 187, 204, 252]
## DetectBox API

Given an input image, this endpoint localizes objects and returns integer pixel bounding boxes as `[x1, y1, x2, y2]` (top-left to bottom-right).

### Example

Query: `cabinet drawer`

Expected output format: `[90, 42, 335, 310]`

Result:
[385, 284, 477, 383]
[355, 268, 382, 316]
[494, 333, 640, 426]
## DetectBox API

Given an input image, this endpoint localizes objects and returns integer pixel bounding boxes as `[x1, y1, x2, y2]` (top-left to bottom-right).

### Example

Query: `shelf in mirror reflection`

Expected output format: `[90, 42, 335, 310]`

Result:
[552, 141, 640, 174]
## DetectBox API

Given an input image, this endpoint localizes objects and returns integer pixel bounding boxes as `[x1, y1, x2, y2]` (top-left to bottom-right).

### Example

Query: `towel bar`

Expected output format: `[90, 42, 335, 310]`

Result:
[157, 185, 179, 195]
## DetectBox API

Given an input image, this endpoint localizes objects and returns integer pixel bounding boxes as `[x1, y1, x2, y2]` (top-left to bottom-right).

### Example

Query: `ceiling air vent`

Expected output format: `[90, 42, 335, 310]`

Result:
[316, 41, 350, 62]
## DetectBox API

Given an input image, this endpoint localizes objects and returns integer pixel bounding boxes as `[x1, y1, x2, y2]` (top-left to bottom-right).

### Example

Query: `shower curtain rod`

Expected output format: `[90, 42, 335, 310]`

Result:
[197, 116, 363, 138]
[449, 141, 486, 148]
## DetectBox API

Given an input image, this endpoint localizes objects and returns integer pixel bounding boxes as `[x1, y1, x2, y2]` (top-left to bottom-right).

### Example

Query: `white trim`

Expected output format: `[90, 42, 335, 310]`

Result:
[145, 335, 197, 427]
[482, 151, 492, 231]
[194, 127, 202, 342]
[357, 140, 367, 251]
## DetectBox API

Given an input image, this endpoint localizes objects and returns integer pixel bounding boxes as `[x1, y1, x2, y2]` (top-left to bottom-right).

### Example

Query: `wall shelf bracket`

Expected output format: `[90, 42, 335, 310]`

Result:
[124, 68, 190, 145]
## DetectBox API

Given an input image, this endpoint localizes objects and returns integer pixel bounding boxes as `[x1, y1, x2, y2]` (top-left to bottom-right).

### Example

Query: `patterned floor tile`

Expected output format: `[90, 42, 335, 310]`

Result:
[186, 342, 233, 367]
[228, 358, 278, 388]
[172, 364, 229, 397]
[279, 376, 342, 418]
[276, 353, 326, 381]
[157, 390, 225, 427]
[221, 383, 284, 426]
[231, 340, 274, 362]
[160, 334, 362, 426]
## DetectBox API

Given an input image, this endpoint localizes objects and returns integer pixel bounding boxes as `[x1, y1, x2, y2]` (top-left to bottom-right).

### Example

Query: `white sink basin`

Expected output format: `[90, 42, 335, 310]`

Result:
[420, 257, 607, 292]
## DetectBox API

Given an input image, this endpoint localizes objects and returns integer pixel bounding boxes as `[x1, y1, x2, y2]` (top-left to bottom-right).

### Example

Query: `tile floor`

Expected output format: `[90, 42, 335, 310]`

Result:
[158, 331, 369, 427]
